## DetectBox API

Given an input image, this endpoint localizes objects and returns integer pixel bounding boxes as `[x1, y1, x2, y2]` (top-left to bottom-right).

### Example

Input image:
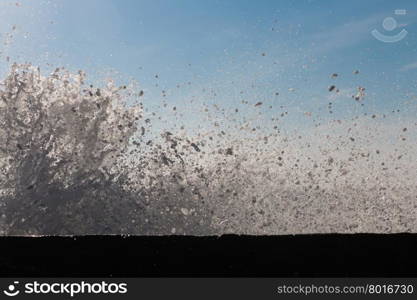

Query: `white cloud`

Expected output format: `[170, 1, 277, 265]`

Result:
[400, 61, 417, 72]
[308, 14, 384, 53]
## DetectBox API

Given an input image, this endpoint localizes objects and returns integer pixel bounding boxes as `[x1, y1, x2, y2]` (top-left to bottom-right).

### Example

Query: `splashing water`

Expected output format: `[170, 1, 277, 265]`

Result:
[0, 64, 142, 234]
[0, 63, 416, 235]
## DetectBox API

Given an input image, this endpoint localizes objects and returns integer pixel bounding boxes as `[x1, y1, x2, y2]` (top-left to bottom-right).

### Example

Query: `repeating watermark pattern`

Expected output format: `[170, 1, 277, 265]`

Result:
[372, 9, 408, 43]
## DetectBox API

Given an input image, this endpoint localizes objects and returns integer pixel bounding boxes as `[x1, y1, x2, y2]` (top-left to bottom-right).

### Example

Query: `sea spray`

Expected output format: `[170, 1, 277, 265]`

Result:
[0, 64, 416, 235]
[0, 64, 213, 235]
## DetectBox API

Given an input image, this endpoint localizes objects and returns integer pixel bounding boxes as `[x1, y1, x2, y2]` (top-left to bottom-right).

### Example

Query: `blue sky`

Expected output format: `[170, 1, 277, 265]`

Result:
[1, 0, 417, 132]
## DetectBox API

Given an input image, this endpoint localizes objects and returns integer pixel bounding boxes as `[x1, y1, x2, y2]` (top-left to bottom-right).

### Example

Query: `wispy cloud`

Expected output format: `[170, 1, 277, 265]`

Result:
[308, 14, 384, 53]
[400, 61, 417, 72]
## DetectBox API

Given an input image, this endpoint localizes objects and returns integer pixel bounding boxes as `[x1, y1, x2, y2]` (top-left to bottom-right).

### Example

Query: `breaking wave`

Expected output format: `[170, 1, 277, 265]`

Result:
[0, 64, 416, 235]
